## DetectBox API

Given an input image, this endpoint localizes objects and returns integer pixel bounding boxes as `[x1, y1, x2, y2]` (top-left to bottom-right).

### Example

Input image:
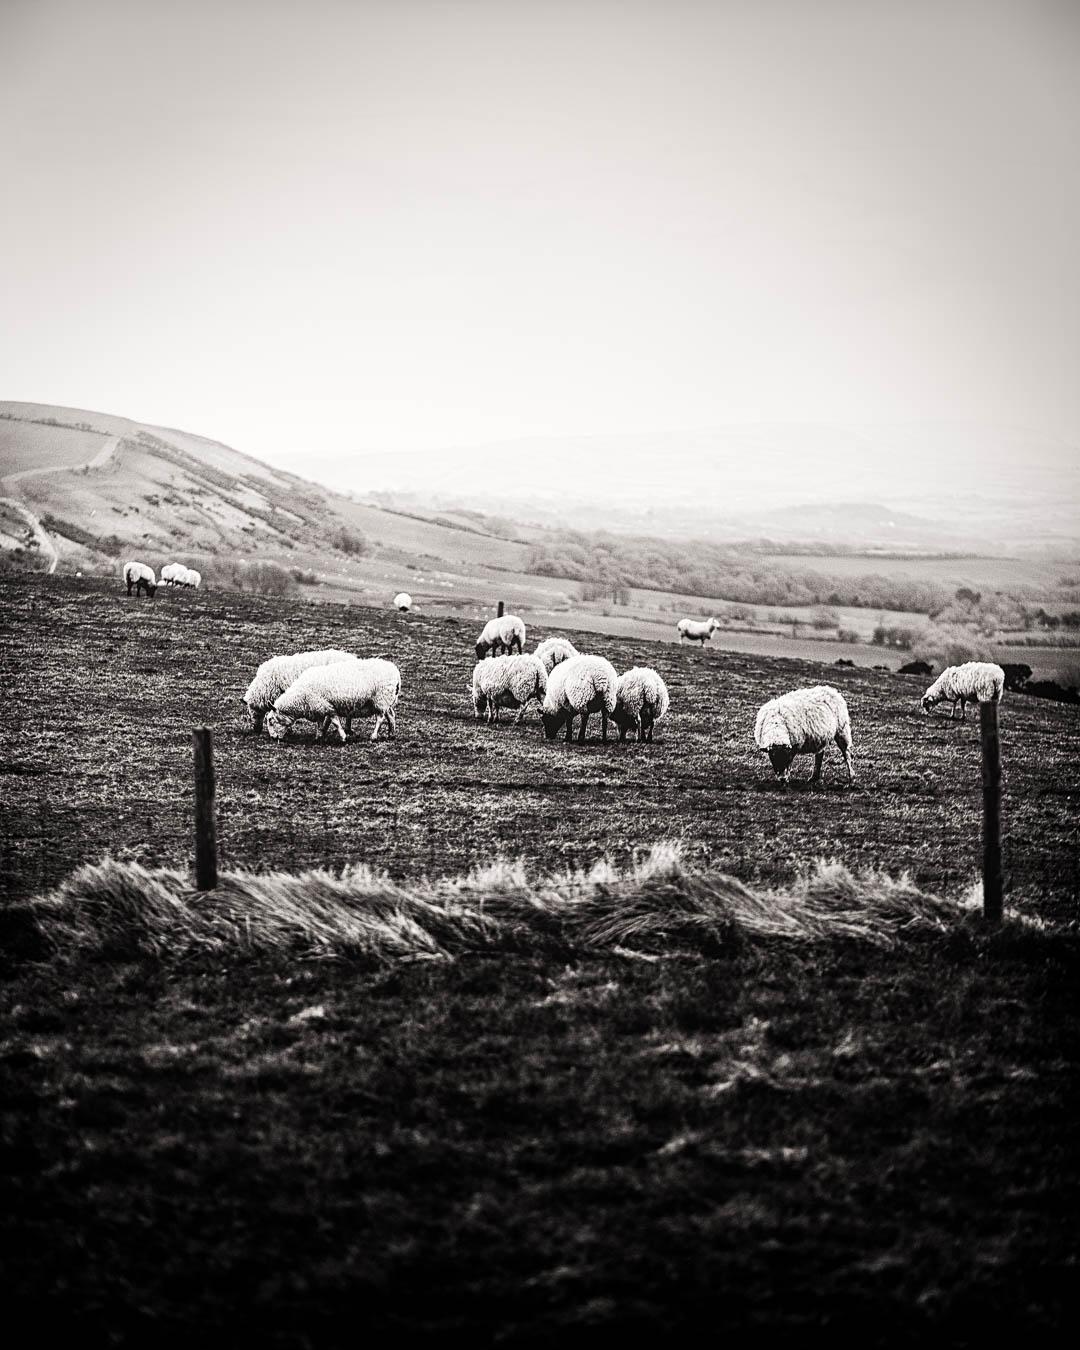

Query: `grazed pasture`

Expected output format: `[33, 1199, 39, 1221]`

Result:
[1, 574, 1077, 907]
[2, 574, 1078, 1343]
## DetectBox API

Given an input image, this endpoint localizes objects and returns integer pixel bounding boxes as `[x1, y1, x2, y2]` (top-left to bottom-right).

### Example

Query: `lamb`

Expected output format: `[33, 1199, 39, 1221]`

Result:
[394, 592, 412, 612]
[265, 658, 401, 744]
[921, 662, 1005, 720]
[677, 617, 720, 645]
[754, 685, 854, 788]
[475, 613, 526, 660]
[611, 666, 671, 742]
[122, 561, 157, 598]
[533, 636, 579, 674]
[472, 654, 547, 725]
[542, 654, 619, 743]
[242, 648, 356, 733]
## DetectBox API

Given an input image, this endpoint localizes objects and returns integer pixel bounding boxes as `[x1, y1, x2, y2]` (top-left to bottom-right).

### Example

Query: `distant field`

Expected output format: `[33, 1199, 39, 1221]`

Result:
[0, 419, 108, 476]
[762, 552, 1073, 591]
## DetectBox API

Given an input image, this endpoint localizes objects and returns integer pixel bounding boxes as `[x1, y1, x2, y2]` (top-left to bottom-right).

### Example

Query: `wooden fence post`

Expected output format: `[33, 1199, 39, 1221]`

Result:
[980, 701, 1003, 922]
[193, 727, 218, 891]
[497, 600, 504, 617]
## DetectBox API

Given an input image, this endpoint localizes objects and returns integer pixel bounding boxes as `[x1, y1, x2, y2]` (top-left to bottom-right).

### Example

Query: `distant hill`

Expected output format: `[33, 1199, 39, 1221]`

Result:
[0, 402, 560, 613]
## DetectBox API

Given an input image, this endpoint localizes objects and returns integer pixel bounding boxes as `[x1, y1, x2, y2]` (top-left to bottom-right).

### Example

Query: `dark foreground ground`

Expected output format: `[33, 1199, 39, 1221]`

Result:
[2, 575, 1079, 1342]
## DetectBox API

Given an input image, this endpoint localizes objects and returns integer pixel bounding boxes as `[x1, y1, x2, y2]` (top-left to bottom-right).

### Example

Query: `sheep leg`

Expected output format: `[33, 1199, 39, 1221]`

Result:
[344, 717, 353, 737]
[578, 712, 589, 744]
[385, 706, 396, 737]
[316, 713, 335, 742]
[370, 713, 384, 741]
[565, 714, 574, 744]
[810, 750, 825, 785]
[601, 710, 608, 742]
[838, 741, 855, 784]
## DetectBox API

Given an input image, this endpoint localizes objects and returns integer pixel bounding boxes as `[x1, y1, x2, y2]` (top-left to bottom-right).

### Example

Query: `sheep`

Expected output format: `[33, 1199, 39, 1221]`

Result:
[122, 561, 157, 598]
[265, 658, 401, 744]
[394, 592, 412, 612]
[472, 654, 547, 725]
[185, 568, 202, 589]
[611, 666, 670, 743]
[533, 636, 579, 674]
[677, 617, 720, 645]
[242, 648, 356, 733]
[542, 654, 619, 744]
[160, 563, 186, 587]
[754, 685, 854, 788]
[475, 613, 526, 660]
[921, 662, 1005, 720]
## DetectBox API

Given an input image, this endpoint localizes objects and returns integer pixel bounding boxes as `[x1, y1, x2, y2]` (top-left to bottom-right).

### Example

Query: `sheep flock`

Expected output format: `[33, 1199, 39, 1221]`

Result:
[231, 600, 1007, 789]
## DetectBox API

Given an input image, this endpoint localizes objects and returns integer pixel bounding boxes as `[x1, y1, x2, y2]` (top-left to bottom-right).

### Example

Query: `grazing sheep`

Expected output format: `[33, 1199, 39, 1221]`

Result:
[243, 649, 356, 733]
[475, 613, 526, 660]
[472, 654, 547, 725]
[542, 655, 619, 744]
[122, 561, 157, 598]
[677, 617, 720, 645]
[185, 568, 202, 589]
[266, 658, 401, 744]
[754, 685, 854, 788]
[921, 662, 1005, 720]
[394, 592, 412, 612]
[611, 666, 670, 743]
[533, 636, 579, 674]
[160, 563, 187, 587]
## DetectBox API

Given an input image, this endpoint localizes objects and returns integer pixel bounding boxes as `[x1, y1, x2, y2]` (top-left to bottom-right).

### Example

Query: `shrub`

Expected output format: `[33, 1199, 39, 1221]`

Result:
[216, 560, 297, 597]
[291, 568, 319, 586]
[330, 525, 370, 557]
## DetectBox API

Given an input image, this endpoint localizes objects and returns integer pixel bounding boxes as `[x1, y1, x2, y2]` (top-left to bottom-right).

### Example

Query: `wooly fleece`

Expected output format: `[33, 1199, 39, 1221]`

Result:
[160, 563, 186, 586]
[123, 561, 157, 596]
[754, 685, 854, 786]
[394, 592, 412, 611]
[677, 617, 720, 643]
[542, 654, 619, 742]
[472, 654, 547, 724]
[922, 662, 1005, 718]
[267, 658, 401, 743]
[243, 649, 356, 731]
[611, 667, 671, 742]
[533, 637, 579, 674]
[475, 614, 527, 659]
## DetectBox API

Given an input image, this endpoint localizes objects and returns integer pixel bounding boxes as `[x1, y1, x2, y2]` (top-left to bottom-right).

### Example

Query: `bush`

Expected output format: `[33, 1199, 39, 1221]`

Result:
[291, 568, 319, 586]
[216, 560, 297, 597]
[330, 525, 370, 557]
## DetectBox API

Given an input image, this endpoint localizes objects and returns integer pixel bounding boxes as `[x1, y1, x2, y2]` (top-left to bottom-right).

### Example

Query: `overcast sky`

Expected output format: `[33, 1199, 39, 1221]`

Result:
[2, 0, 1078, 484]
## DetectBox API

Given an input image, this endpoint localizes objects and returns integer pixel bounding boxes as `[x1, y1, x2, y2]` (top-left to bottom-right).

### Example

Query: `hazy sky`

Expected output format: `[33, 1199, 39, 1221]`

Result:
[3, 0, 1079, 478]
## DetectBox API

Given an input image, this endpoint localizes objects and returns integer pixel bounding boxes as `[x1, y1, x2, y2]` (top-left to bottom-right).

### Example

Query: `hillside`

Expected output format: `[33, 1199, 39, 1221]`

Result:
[0, 401, 557, 612]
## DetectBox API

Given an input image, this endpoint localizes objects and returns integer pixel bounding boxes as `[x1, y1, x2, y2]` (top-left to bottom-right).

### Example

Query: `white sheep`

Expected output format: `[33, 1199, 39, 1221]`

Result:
[921, 662, 1005, 720]
[533, 636, 579, 674]
[677, 617, 720, 645]
[122, 560, 157, 598]
[472, 654, 547, 725]
[475, 613, 526, 660]
[394, 592, 412, 612]
[542, 654, 619, 743]
[611, 666, 671, 743]
[160, 563, 186, 587]
[266, 658, 401, 744]
[754, 685, 854, 788]
[243, 649, 356, 733]
[185, 568, 202, 589]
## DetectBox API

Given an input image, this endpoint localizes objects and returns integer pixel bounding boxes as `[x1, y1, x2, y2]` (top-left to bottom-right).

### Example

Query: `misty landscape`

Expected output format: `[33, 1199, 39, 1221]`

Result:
[2, 1, 1078, 1345]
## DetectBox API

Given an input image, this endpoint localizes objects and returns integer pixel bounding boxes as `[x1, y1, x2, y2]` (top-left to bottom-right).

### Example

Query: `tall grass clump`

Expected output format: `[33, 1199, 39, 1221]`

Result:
[13, 842, 1002, 968]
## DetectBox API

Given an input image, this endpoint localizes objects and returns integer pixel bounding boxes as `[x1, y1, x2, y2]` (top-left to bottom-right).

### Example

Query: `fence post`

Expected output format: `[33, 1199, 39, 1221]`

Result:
[497, 600, 504, 617]
[979, 701, 1003, 922]
[193, 727, 218, 891]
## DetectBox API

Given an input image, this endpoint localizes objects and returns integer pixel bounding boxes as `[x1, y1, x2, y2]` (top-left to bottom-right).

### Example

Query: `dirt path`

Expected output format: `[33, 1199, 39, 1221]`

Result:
[0, 496, 58, 573]
[1, 433, 121, 484]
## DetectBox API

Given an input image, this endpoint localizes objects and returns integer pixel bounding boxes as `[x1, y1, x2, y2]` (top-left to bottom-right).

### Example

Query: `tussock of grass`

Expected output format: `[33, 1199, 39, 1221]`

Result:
[16, 841, 1006, 966]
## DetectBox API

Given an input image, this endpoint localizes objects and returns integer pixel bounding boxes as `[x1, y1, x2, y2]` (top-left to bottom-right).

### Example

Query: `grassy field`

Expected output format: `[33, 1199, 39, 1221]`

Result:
[2, 574, 1078, 1343]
